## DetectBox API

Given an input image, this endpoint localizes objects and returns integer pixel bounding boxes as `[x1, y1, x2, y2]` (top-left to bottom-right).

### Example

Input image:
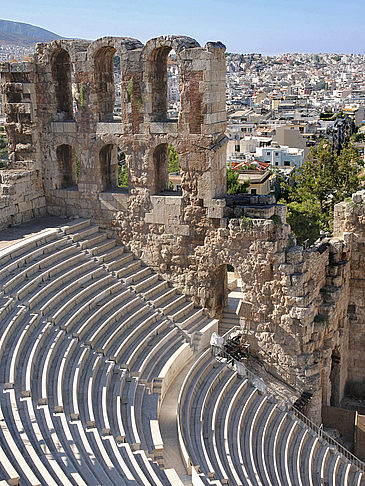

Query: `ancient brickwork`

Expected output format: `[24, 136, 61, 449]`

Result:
[0, 60, 46, 227]
[334, 192, 365, 390]
[0, 169, 46, 227]
[0, 36, 364, 423]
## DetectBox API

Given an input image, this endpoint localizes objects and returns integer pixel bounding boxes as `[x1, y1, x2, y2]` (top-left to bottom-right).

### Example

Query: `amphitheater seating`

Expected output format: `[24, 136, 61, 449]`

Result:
[178, 349, 365, 486]
[0, 219, 219, 485]
[0, 218, 363, 486]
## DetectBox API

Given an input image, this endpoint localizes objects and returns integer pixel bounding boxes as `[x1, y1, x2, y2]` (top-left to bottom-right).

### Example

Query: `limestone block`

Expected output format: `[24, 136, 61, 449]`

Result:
[289, 306, 314, 321]
[165, 204, 181, 219]
[150, 122, 178, 134]
[145, 211, 163, 225]
[352, 192, 363, 203]
[96, 122, 124, 135]
[278, 263, 294, 275]
[286, 246, 303, 264]
[207, 206, 224, 219]
[51, 122, 65, 133]
[291, 272, 309, 287]
[174, 225, 190, 236]
[236, 300, 253, 318]
[63, 122, 77, 133]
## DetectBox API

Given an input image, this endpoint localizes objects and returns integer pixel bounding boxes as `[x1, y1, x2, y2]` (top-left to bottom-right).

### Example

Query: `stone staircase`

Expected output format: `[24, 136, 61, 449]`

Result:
[219, 307, 240, 335]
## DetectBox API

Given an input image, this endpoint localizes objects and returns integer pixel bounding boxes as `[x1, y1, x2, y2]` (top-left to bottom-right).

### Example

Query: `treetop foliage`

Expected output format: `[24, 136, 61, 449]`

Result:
[227, 167, 250, 195]
[168, 145, 179, 173]
[280, 140, 363, 245]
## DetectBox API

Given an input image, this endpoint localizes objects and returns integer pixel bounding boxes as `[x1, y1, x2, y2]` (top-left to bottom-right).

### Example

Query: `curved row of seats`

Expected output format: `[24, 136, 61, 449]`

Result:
[178, 349, 365, 486]
[0, 219, 217, 485]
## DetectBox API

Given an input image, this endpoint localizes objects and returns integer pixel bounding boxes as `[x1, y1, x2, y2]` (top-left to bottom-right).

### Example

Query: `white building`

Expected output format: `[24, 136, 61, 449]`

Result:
[255, 145, 304, 168]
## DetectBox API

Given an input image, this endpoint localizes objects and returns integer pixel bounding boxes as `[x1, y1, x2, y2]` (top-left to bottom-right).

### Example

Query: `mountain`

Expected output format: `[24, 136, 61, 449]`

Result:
[0, 19, 63, 46]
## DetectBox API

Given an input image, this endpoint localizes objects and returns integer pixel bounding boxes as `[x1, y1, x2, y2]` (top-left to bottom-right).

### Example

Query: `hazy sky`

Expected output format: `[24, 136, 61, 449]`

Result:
[3, 0, 365, 54]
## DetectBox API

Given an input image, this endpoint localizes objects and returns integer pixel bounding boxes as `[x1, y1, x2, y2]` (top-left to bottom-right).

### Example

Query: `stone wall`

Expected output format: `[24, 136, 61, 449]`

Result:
[0, 169, 46, 228]
[334, 191, 365, 388]
[0, 57, 45, 228]
[0, 36, 365, 424]
[355, 414, 365, 461]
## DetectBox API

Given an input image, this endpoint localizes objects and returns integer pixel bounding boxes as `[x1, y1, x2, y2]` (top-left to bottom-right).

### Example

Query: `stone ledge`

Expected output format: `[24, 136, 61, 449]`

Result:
[51, 121, 77, 134]
[150, 121, 178, 134]
[96, 122, 124, 134]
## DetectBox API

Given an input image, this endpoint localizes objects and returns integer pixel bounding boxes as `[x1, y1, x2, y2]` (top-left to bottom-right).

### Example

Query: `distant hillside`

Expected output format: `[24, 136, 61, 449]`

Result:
[0, 19, 63, 46]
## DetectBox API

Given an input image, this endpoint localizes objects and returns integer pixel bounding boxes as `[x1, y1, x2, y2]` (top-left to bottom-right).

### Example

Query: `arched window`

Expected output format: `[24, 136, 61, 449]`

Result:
[56, 144, 77, 188]
[51, 49, 73, 121]
[167, 51, 180, 119]
[100, 144, 117, 190]
[94, 47, 119, 121]
[167, 145, 181, 192]
[114, 53, 121, 119]
[153, 143, 168, 193]
[152, 143, 181, 194]
[117, 148, 129, 190]
[149, 47, 180, 122]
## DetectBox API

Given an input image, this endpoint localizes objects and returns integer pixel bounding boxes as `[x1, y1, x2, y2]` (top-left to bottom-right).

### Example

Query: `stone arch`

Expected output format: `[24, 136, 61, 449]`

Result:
[51, 48, 73, 121]
[148, 46, 172, 121]
[144, 36, 199, 122]
[99, 143, 118, 191]
[56, 144, 77, 189]
[153, 143, 169, 193]
[117, 147, 129, 191]
[93, 46, 117, 122]
[89, 37, 143, 122]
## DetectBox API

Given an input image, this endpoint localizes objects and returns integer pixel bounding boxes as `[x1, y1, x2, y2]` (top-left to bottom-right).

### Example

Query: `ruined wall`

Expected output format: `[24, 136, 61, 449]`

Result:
[0, 36, 364, 424]
[0, 61, 46, 227]
[333, 191, 365, 389]
[0, 170, 46, 227]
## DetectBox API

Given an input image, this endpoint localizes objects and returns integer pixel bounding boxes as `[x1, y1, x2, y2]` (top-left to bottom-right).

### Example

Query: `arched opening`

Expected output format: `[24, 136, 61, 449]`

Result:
[212, 264, 244, 328]
[51, 49, 73, 121]
[56, 144, 77, 189]
[94, 47, 118, 122]
[100, 144, 117, 191]
[113, 52, 121, 119]
[167, 145, 181, 192]
[149, 47, 180, 122]
[117, 148, 129, 191]
[167, 50, 180, 119]
[330, 348, 341, 406]
[153, 143, 181, 194]
[153, 143, 168, 193]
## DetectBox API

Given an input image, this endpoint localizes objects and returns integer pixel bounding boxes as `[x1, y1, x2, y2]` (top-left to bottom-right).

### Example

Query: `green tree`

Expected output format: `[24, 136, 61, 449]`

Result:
[168, 145, 179, 173]
[281, 141, 362, 244]
[350, 132, 365, 143]
[227, 167, 249, 195]
[118, 164, 128, 187]
[285, 199, 328, 246]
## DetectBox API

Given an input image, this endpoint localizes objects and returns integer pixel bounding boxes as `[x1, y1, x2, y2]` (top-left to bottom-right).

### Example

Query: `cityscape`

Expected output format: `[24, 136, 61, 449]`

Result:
[2, 46, 365, 175]
[0, 7, 365, 484]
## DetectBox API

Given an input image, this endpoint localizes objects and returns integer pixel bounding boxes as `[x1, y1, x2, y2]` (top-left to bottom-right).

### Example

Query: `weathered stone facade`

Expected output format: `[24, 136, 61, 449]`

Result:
[0, 35, 364, 423]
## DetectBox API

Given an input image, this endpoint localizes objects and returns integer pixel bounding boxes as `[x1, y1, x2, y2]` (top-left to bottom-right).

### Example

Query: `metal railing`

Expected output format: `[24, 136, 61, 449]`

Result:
[212, 332, 365, 473]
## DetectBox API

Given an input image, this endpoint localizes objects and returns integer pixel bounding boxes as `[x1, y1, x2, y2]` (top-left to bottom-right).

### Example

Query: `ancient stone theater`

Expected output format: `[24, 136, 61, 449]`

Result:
[0, 35, 364, 485]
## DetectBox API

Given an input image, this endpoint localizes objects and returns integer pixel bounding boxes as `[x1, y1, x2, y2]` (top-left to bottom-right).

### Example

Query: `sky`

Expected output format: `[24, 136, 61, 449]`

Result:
[3, 0, 365, 55]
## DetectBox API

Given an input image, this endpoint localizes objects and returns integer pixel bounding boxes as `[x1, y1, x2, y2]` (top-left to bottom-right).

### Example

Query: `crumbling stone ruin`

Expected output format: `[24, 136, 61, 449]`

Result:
[0, 34, 364, 433]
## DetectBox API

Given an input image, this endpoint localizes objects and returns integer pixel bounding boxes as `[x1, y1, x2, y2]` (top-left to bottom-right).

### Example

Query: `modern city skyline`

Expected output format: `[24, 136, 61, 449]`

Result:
[2, 0, 365, 54]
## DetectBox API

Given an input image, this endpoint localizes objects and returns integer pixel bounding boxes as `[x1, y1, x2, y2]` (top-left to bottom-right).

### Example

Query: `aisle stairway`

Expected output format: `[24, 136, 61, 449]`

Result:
[0, 219, 218, 485]
[178, 350, 365, 486]
[219, 286, 242, 335]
